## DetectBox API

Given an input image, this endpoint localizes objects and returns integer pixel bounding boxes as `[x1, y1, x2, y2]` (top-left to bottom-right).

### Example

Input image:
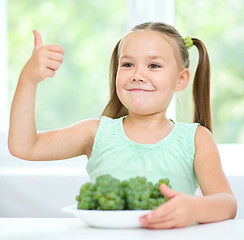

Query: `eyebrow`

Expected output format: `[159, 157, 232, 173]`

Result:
[120, 55, 167, 62]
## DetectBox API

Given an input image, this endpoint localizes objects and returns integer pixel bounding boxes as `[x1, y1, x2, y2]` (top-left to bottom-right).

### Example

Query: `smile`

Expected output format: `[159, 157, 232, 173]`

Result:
[128, 88, 154, 92]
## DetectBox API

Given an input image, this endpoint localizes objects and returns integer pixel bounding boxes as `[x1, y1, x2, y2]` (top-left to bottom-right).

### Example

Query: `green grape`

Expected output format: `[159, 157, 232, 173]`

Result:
[76, 182, 97, 210]
[122, 176, 151, 210]
[95, 174, 125, 210]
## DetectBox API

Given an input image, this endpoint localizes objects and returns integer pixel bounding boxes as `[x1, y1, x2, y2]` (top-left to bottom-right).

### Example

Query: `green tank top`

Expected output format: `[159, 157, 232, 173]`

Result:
[86, 116, 199, 195]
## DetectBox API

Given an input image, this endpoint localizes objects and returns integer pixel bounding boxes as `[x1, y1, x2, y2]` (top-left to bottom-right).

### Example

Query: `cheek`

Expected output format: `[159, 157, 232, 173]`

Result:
[115, 73, 121, 92]
[115, 74, 124, 101]
[116, 70, 127, 92]
[158, 71, 179, 91]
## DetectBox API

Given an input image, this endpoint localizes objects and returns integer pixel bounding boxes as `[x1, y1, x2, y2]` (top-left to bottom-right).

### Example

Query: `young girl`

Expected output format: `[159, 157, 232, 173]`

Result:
[8, 22, 237, 229]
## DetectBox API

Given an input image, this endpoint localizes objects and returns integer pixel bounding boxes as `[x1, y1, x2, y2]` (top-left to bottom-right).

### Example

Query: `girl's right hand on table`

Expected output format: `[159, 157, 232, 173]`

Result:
[20, 30, 64, 84]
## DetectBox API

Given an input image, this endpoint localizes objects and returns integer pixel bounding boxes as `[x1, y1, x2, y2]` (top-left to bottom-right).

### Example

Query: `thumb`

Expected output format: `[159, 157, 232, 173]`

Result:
[160, 183, 179, 199]
[33, 30, 43, 50]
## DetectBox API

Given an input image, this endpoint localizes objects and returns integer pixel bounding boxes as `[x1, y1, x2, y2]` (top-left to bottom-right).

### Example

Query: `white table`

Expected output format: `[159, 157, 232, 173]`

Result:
[0, 218, 243, 240]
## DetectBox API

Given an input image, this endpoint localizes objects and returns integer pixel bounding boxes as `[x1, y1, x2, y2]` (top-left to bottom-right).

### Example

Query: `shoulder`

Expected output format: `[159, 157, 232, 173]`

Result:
[194, 125, 220, 160]
[72, 118, 100, 129]
[172, 123, 213, 147]
[173, 122, 199, 158]
[174, 122, 199, 144]
[176, 122, 199, 133]
[193, 126, 234, 196]
[74, 118, 100, 139]
[78, 116, 118, 135]
[69, 118, 100, 155]
[82, 116, 119, 158]
[194, 125, 217, 150]
[76, 116, 117, 145]
[194, 125, 220, 175]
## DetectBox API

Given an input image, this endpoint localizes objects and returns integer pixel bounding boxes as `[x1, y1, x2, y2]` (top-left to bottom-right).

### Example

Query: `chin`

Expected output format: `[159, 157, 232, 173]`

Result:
[128, 109, 161, 116]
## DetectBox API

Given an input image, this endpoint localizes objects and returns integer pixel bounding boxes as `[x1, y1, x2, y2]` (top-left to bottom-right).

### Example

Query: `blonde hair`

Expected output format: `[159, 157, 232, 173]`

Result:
[101, 22, 212, 132]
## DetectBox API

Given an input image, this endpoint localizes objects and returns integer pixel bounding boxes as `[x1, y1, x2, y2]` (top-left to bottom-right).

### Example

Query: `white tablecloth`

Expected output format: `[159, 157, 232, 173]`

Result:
[0, 218, 243, 240]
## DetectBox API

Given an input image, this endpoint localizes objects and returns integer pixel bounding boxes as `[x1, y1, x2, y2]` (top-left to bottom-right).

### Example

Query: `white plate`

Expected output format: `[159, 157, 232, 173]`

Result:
[62, 205, 151, 228]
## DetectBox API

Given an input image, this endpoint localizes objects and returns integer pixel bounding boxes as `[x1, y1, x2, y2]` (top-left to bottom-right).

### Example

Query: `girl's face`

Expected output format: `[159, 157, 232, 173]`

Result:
[116, 29, 189, 116]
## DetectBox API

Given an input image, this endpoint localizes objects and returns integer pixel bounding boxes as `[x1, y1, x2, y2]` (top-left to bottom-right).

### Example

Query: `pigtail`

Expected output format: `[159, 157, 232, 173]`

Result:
[192, 38, 212, 132]
[101, 39, 128, 118]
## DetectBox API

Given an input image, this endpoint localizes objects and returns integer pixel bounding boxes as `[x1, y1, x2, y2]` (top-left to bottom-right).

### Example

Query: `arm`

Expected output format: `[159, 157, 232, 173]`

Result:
[192, 126, 237, 222]
[140, 126, 237, 229]
[8, 30, 98, 161]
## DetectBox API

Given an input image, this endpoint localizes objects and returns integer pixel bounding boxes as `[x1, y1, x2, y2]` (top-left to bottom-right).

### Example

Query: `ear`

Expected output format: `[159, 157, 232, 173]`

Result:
[175, 68, 190, 92]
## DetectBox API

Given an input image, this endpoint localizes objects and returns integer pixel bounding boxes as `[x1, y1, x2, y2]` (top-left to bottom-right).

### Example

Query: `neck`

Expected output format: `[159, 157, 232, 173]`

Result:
[122, 111, 175, 144]
[125, 111, 171, 128]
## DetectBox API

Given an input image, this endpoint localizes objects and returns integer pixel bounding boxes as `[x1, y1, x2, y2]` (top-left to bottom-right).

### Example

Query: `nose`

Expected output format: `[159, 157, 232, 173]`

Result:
[132, 67, 146, 82]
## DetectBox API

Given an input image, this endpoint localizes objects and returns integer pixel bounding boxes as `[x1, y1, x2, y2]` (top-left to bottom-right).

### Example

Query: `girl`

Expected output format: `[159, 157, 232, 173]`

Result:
[8, 22, 237, 229]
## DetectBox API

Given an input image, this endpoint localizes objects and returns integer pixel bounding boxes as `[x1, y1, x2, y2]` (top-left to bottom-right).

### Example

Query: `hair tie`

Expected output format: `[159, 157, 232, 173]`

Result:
[184, 35, 193, 50]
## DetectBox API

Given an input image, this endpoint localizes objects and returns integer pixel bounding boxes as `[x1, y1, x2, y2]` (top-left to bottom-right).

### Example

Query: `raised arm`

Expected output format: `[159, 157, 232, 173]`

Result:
[8, 30, 98, 161]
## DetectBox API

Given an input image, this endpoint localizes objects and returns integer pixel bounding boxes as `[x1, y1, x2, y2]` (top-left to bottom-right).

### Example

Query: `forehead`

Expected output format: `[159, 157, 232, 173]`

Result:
[119, 29, 176, 59]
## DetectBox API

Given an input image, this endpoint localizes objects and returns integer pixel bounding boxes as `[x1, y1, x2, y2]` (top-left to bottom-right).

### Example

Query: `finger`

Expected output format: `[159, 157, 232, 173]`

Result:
[144, 219, 176, 229]
[141, 212, 174, 225]
[46, 44, 64, 54]
[160, 184, 179, 199]
[33, 30, 43, 50]
[45, 68, 56, 78]
[47, 51, 64, 63]
[45, 59, 62, 71]
[142, 202, 175, 222]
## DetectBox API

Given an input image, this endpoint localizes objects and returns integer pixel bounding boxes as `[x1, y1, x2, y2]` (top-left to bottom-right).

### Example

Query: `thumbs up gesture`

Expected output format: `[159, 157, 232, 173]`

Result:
[20, 30, 64, 84]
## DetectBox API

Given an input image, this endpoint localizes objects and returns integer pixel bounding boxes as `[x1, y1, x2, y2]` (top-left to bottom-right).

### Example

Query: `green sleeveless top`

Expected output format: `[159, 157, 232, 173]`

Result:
[86, 116, 199, 195]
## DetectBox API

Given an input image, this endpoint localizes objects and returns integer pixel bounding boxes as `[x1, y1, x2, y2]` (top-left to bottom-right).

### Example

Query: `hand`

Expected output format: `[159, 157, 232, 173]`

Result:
[20, 30, 64, 84]
[140, 184, 197, 229]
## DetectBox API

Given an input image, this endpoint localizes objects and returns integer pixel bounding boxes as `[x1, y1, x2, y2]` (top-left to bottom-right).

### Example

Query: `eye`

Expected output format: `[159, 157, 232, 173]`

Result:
[149, 63, 161, 69]
[122, 62, 134, 68]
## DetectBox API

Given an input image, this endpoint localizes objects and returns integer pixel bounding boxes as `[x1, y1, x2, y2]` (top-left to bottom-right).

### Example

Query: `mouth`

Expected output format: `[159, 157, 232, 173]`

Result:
[127, 88, 154, 92]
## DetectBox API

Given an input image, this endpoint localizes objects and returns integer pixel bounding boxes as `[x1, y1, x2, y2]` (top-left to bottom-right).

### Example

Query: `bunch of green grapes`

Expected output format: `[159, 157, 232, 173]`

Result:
[76, 175, 124, 210]
[76, 174, 172, 210]
[122, 176, 151, 210]
[76, 182, 97, 210]
[148, 178, 172, 209]
[122, 177, 171, 210]
[95, 175, 125, 210]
